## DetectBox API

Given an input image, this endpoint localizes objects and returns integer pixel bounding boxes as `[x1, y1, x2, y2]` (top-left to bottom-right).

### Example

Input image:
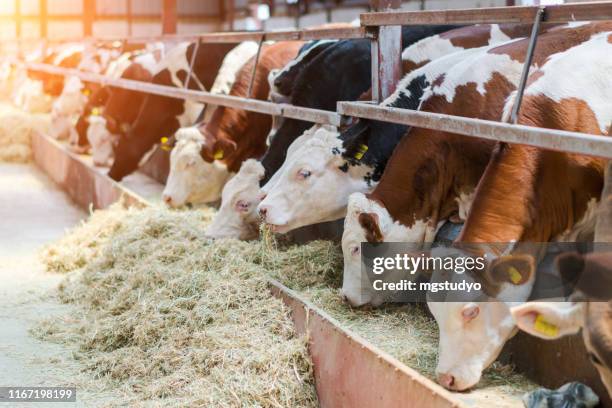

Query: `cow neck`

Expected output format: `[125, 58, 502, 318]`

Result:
[370, 129, 490, 231]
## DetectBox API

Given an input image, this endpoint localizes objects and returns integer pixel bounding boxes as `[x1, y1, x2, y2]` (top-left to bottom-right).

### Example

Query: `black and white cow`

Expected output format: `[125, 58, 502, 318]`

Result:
[107, 42, 238, 181]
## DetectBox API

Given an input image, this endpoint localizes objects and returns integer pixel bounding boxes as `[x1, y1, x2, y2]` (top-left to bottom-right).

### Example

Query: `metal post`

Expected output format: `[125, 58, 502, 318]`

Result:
[127, 0, 133, 36]
[83, 0, 95, 37]
[509, 7, 544, 124]
[162, 0, 178, 35]
[184, 39, 201, 90]
[506, 0, 516, 6]
[15, 0, 21, 39]
[227, 0, 234, 31]
[247, 36, 264, 98]
[595, 124, 612, 242]
[39, 0, 47, 39]
[370, 0, 402, 102]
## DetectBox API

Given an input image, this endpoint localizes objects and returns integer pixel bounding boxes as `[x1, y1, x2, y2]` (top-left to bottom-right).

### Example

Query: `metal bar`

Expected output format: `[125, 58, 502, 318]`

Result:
[510, 7, 543, 125]
[370, 0, 401, 102]
[184, 39, 201, 90]
[337, 101, 612, 160]
[15, 0, 21, 39]
[23, 62, 341, 125]
[126, 0, 132, 36]
[248, 36, 264, 99]
[361, 2, 612, 26]
[162, 0, 178, 35]
[39, 0, 47, 39]
[83, 0, 95, 37]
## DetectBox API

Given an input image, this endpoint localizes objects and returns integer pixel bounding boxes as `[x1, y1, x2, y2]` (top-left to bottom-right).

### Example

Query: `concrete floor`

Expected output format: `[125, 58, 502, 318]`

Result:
[0, 163, 112, 407]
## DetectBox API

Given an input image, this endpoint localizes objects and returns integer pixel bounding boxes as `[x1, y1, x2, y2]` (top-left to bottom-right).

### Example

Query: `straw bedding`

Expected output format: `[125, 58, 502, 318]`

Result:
[37, 201, 534, 406]
[0, 103, 50, 163]
[37, 203, 327, 407]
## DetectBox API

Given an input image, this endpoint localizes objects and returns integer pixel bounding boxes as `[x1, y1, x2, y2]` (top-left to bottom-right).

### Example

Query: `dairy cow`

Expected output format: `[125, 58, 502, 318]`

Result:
[424, 24, 612, 392]
[257, 23, 536, 235]
[108, 41, 238, 180]
[206, 25, 471, 239]
[162, 41, 304, 207]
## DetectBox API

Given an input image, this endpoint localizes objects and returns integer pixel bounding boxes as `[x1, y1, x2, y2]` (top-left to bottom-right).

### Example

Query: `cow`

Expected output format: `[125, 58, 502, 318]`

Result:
[423, 24, 612, 392]
[206, 25, 476, 239]
[161, 41, 304, 208]
[257, 23, 541, 236]
[508, 251, 612, 397]
[107, 41, 239, 181]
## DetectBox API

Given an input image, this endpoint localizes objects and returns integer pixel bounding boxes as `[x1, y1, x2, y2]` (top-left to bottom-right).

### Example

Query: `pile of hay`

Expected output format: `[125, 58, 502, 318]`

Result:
[0, 103, 50, 163]
[36, 203, 342, 407]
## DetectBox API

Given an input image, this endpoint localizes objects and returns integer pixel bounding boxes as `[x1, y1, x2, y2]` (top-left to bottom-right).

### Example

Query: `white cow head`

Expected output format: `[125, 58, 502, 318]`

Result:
[162, 126, 232, 208]
[205, 159, 265, 240]
[428, 253, 535, 391]
[87, 114, 117, 167]
[341, 192, 438, 307]
[258, 125, 371, 233]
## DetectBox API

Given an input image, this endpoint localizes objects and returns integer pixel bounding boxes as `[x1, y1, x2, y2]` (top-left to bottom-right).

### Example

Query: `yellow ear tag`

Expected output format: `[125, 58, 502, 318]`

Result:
[534, 315, 559, 337]
[508, 266, 522, 284]
[213, 149, 224, 160]
[82, 88, 91, 96]
[354, 144, 368, 160]
[160, 136, 172, 152]
[91, 107, 100, 116]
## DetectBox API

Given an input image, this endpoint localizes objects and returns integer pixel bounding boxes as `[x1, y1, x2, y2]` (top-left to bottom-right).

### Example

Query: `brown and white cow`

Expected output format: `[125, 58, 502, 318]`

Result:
[425, 25, 612, 392]
[257, 23, 543, 236]
[161, 41, 304, 208]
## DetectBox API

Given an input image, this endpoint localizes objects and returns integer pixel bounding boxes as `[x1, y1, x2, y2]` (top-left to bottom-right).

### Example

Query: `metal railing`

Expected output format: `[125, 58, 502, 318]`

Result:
[15, 1, 612, 159]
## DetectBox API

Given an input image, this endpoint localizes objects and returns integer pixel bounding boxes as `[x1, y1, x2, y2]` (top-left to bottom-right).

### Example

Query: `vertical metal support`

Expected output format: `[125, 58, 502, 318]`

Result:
[247, 35, 264, 98]
[39, 0, 47, 39]
[370, 0, 402, 102]
[509, 7, 544, 124]
[126, 0, 133, 36]
[227, 0, 234, 31]
[506, 0, 516, 6]
[83, 0, 95, 37]
[162, 0, 178, 35]
[218, 0, 226, 31]
[595, 124, 612, 242]
[184, 39, 201, 90]
[15, 0, 21, 40]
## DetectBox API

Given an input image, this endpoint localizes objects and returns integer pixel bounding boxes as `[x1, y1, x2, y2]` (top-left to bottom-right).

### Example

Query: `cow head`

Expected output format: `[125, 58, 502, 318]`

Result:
[258, 125, 371, 233]
[162, 126, 232, 208]
[428, 252, 535, 391]
[341, 192, 439, 307]
[205, 159, 265, 240]
[87, 115, 117, 167]
[510, 252, 612, 397]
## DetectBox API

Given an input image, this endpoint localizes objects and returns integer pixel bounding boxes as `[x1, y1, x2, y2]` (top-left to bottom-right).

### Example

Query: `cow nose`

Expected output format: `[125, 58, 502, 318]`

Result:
[163, 194, 172, 206]
[437, 373, 455, 389]
[258, 206, 268, 220]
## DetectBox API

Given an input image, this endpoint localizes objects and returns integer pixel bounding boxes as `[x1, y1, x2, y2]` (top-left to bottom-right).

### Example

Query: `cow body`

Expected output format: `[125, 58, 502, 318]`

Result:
[162, 41, 304, 208]
[424, 23, 612, 392]
[108, 42, 238, 181]
[257, 23, 533, 235]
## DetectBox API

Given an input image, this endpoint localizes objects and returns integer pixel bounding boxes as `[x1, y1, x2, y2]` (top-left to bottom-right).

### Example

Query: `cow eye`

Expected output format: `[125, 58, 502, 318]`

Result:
[235, 200, 250, 212]
[588, 352, 602, 366]
[351, 246, 360, 256]
[297, 169, 311, 180]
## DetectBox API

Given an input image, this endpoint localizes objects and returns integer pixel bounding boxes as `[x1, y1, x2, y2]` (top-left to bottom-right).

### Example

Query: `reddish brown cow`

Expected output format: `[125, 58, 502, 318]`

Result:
[162, 41, 304, 207]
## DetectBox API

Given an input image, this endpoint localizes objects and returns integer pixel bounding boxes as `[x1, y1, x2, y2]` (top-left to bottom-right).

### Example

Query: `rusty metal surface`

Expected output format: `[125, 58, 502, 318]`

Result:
[596, 160, 612, 242]
[360, 1, 612, 26]
[31, 131, 147, 210]
[338, 101, 612, 159]
[22, 62, 342, 126]
[269, 280, 466, 408]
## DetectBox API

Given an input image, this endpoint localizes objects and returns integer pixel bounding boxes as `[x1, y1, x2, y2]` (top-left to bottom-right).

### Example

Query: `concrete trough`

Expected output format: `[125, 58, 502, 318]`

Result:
[29, 130, 610, 407]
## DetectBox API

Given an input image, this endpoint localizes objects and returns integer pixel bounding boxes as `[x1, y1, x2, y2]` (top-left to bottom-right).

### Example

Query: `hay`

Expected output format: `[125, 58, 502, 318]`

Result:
[36, 203, 319, 407]
[0, 103, 50, 163]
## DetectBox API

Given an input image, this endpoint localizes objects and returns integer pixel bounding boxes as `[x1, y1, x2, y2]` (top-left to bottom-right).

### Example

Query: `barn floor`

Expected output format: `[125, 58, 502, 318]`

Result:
[0, 163, 116, 407]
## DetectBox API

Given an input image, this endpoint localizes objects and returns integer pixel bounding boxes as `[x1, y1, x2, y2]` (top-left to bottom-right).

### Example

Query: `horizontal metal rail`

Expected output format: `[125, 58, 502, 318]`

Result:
[23, 62, 342, 126]
[337, 101, 612, 160]
[360, 1, 612, 25]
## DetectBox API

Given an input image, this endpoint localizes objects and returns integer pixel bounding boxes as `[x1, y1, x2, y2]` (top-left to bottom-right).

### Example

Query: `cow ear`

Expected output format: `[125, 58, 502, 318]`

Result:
[358, 212, 383, 243]
[510, 301, 583, 340]
[488, 254, 535, 286]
